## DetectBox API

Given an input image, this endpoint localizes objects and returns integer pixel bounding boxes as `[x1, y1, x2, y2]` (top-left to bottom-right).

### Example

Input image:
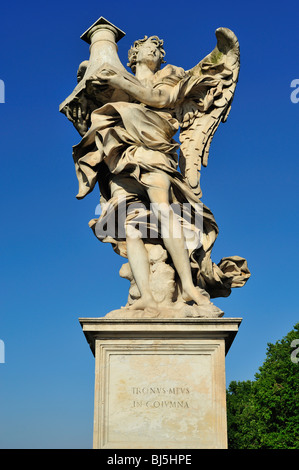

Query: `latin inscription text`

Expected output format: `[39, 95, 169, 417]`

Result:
[131, 386, 190, 409]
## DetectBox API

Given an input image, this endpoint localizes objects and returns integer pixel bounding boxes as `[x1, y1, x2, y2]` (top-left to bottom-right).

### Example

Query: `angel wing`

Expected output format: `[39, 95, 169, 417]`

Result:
[177, 27, 240, 198]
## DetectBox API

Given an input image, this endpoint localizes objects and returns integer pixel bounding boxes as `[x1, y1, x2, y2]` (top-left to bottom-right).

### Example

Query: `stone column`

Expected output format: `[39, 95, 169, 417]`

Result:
[59, 17, 125, 114]
[79, 317, 242, 449]
[80, 17, 126, 77]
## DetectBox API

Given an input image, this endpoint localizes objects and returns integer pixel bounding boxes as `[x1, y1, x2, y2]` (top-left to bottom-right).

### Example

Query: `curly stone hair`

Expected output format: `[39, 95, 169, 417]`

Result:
[127, 35, 166, 73]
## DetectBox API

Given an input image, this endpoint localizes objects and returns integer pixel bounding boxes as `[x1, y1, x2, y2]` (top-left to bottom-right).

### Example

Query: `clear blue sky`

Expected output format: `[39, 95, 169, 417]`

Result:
[0, 0, 298, 449]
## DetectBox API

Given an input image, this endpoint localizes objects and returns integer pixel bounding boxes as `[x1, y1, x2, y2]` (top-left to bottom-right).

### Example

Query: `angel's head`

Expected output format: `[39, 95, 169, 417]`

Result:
[127, 36, 166, 74]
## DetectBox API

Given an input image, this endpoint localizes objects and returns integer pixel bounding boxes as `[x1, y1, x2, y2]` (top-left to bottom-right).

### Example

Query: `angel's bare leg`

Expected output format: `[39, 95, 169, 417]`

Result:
[109, 175, 157, 310]
[126, 224, 158, 310]
[144, 172, 210, 306]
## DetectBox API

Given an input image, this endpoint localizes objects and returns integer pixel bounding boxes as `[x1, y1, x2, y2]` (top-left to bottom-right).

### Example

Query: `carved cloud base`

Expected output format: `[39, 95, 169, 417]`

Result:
[79, 317, 242, 449]
[118, 245, 225, 317]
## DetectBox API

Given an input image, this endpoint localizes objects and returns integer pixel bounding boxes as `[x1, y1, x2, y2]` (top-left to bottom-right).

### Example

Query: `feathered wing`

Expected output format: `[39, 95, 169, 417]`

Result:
[177, 27, 240, 198]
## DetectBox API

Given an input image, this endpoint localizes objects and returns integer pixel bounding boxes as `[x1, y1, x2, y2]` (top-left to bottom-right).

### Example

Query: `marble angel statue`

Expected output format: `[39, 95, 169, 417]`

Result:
[61, 24, 250, 317]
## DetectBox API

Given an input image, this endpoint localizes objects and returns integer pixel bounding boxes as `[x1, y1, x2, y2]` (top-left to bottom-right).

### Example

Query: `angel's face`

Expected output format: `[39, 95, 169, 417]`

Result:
[136, 40, 161, 71]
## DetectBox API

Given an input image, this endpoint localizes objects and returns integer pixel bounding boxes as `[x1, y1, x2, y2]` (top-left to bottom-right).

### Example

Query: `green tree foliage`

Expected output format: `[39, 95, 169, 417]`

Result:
[227, 323, 299, 449]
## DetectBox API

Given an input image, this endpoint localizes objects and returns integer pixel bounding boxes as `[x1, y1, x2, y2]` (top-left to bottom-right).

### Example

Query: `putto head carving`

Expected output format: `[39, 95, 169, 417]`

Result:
[127, 36, 166, 73]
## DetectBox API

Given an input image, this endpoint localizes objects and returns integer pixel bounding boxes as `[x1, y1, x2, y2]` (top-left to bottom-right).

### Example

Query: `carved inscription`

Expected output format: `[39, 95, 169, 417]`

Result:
[131, 387, 190, 409]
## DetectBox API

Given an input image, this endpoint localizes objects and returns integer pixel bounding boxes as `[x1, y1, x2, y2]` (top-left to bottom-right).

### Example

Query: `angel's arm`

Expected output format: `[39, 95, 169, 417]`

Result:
[115, 76, 172, 108]
[89, 69, 178, 109]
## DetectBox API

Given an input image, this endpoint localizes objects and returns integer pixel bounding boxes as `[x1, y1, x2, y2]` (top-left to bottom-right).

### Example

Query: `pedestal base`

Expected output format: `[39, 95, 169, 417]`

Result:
[79, 317, 242, 449]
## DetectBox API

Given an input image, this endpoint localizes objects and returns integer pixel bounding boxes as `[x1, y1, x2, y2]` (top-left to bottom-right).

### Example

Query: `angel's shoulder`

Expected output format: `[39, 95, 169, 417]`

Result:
[153, 64, 186, 87]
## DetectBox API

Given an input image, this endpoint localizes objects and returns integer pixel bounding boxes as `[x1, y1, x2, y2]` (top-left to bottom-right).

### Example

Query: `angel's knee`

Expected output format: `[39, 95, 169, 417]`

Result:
[142, 171, 170, 192]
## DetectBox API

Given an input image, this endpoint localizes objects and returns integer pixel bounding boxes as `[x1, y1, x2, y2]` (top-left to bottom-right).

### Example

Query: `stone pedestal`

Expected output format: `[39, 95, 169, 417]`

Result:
[79, 317, 242, 449]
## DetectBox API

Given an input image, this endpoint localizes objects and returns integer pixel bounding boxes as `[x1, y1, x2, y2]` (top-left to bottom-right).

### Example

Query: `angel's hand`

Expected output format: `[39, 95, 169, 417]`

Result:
[66, 98, 90, 136]
[88, 68, 119, 89]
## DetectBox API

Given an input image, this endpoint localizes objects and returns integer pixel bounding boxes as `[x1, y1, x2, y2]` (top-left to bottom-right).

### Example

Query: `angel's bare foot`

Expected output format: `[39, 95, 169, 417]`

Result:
[129, 294, 158, 311]
[182, 285, 210, 306]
